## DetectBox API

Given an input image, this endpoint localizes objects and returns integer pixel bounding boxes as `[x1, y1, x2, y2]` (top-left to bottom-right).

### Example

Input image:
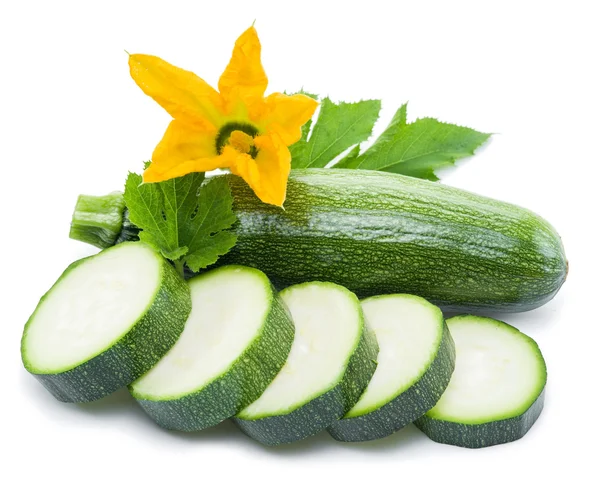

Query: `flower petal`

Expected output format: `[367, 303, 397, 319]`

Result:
[129, 54, 224, 128]
[260, 93, 319, 145]
[144, 120, 220, 182]
[229, 132, 290, 207]
[218, 26, 268, 114]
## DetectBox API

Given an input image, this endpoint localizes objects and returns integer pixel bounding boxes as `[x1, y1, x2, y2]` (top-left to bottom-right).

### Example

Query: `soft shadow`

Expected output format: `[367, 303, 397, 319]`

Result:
[20, 370, 432, 454]
[163, 419, 249, 444]
[442, 292, 566, 334]
[252, 430, 338, 456]
[333, 423, 426, 453]
[19, 370, 149, 427]
[435, 135, 495, 180]
[20, 368, 135, 414]
[75, 387, 138, 414]
[488, 295, 565, 333]
[165, 421, 337, 453]
[223, 424, 427, 456]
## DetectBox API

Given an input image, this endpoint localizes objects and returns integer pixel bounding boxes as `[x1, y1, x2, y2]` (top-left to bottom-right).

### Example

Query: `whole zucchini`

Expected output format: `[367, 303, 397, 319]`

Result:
[71, 169, 567, 313]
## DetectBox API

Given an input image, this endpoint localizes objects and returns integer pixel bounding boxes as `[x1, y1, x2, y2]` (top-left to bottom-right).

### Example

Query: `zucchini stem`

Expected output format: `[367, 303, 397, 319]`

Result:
[69, 192, 126, 249]
[70, 192, 140, 248]
[174, 259, 185, 278]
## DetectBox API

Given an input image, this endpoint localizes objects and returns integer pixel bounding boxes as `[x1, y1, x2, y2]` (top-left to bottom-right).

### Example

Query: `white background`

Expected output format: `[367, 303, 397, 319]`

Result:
[1, 1, 598, 487]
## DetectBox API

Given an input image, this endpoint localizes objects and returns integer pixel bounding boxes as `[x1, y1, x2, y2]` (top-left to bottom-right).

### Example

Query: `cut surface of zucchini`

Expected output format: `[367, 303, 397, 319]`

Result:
[21, 242, 190, 402]
[130, 265, 294, 431]
[415, 315, 546, 448]
[328, 294, 455, 442]
[234, 282, 378, 446]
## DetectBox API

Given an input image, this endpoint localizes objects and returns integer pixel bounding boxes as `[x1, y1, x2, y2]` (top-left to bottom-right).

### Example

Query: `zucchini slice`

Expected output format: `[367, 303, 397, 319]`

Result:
[415, 315, 547, 448]
[329, 294, 455, 442]
[130, 265, 294, 432]
[21, 242, 191, 403]
[234, 282, 379, 446]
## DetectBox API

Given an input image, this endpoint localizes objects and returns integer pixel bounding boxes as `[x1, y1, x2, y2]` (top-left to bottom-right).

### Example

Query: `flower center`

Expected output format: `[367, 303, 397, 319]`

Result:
[215, 122, 259, 158]
[229, 131, 254, 154]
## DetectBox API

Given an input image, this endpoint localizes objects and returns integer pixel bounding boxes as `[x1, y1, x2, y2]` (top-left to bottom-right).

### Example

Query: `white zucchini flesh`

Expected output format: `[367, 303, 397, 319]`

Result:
[327, 294, 455, 442]
[21, 241, 191, 403]
[349, 295, 444, 416]
[430, 316, 544, 423]
[234, 281, 379, 445]
[130, 265, 295, 431]
[24, 243, 162, 372]
[240, 283, 362, 417]
[415, 315, 546, 448]
[133, 268, 270, 398]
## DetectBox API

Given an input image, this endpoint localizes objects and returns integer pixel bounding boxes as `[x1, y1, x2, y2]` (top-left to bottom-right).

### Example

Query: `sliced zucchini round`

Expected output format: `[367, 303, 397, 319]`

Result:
[234, 282, 379, 446]
[21, 242, 191, 403]
[415, 315, 547, 448]
[130, 265, 294, 432]
[328, 294, 455, 442]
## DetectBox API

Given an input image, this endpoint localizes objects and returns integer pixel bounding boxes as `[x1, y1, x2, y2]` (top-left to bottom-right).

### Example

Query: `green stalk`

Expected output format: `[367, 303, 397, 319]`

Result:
[69, 192, 138, 248]
[174, 259, 185, 278]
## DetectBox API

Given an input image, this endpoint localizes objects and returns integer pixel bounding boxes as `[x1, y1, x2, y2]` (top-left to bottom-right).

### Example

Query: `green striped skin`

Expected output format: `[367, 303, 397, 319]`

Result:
[415, 315, 547, 448]
[21, 243, 191, 403]
[328, 311, 456, 442]
[130, 267, 295, 432]
[234, 285, 379, 446]
[221, 169, 567, 313]
[69, 169, 567, 312]
[414, 391, 545, 449]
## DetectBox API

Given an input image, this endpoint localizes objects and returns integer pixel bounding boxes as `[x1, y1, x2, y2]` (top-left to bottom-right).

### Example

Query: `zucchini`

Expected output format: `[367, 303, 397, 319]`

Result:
[70, 169, 567, 313]
[414, 315, 546, 448]
[21, 242, 190, 403]
[234, 282, 379, 446]
[328, 294, 455, 442]
[130, 265, 294, 431]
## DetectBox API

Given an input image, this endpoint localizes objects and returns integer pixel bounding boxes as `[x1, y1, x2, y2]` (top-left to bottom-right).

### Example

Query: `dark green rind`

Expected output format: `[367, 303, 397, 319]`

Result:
[414, 389, 545, 449]
[131, 274, 295, 432]
[21, 243, 191, 403]
[68, 169, 567, 313]
[328, 320, 456, 442]
[234, 302, 379, 446]
[234, 386, 344, 446]
[339, 318, 379, 413]
[222, 170, 567, 313]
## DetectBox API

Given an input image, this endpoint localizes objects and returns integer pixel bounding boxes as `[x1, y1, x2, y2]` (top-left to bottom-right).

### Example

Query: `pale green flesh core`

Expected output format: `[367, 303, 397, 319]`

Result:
[427, 316, 546, 424]
[23, 243, 160, 373]
[131, 266, 270, 399]
[239, 282, 361, 418]
[346, 295, 443, 418]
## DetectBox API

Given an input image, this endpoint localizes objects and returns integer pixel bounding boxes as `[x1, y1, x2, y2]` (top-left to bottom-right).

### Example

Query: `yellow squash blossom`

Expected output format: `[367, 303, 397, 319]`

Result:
[128, 27, 318, 207]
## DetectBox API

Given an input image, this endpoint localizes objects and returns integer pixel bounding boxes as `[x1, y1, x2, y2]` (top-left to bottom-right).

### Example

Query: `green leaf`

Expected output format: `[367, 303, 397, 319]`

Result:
[289, 89, 318, 101]
[335, 144, 362, 168]
[124, 172, 237, 272]
[335, 103, 490, 180]
[396, 102, 408, 127]
[183, 178, 237, 271]
[290, 97, 381, 169]
[123, 173, 191, 261]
